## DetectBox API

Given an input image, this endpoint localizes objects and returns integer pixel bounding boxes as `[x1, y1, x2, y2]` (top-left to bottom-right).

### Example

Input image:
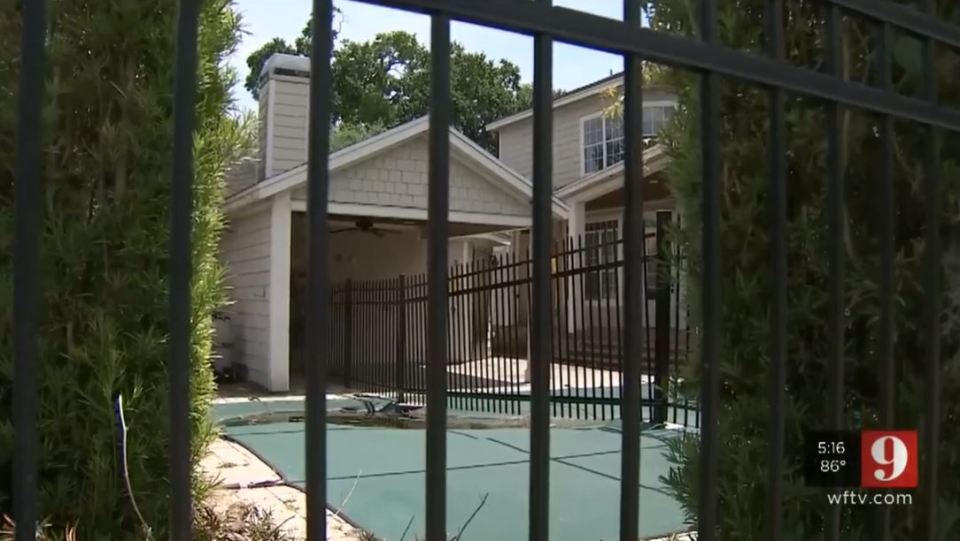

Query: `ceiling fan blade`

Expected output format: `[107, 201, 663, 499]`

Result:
[330, 227, 357, 235]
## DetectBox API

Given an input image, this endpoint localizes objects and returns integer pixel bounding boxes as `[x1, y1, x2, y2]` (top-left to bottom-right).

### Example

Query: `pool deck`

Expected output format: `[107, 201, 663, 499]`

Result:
[200, 436, 364, 540]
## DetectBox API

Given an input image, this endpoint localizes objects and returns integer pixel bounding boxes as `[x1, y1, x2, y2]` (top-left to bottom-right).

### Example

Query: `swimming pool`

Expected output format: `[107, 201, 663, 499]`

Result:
[215, 395, 693, 541]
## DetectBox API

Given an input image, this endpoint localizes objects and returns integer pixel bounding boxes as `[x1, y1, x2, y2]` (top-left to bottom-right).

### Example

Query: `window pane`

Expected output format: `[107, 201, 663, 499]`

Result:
[583, 117, 603, 145]
[606, 138, 624, 167]
[605, 116, 624, 167]
[583, 116, 604, 174]
[660, 105, 675, 125]
[642, 109, 655, 136]
[606, 115, 623, 139]
[584, 144, 603, 174]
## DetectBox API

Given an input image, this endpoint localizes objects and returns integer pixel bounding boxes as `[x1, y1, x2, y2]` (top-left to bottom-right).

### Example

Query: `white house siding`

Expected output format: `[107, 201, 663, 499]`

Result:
[221, 206, 273, 387]
[496, 88, 676, 190]
[317, 136, 530, 218]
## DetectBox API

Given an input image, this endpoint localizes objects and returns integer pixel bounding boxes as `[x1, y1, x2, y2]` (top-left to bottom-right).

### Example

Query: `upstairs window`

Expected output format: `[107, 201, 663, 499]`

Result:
[582, 115, 623, 175]
[581, 104, 675, 176]
[643, 105, 675, 136]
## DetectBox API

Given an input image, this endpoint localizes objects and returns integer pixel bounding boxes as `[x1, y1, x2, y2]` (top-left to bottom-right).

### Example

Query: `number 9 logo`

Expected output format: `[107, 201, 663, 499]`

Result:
[870, 436, 908, 482]
[861, 430, 918, 488]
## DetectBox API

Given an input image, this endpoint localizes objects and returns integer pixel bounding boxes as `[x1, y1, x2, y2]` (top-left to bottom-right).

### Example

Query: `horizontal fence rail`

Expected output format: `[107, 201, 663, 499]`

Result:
[10, 0, 956, 540]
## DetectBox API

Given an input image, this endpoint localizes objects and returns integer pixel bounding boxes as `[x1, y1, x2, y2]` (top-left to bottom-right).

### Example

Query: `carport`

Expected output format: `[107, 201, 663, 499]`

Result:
[220, 117, 568, 392]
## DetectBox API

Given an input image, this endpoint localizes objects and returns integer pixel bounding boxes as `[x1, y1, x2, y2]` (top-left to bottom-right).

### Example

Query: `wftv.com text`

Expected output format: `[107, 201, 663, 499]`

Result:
[827, 491, 913, 506]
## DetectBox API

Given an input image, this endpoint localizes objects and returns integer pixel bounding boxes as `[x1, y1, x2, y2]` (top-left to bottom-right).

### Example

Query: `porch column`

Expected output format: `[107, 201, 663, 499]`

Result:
[566, 200, 586, 333]
[267, 192, 292, 391]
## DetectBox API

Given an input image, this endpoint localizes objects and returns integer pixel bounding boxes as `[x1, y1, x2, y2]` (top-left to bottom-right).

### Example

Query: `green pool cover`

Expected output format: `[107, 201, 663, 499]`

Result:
[219, 399, 691, 541]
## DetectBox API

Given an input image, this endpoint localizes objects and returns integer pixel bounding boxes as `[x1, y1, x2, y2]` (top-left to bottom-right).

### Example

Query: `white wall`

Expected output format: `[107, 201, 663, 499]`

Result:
[220, 206, 272, 387]
[221, 196, 292, 391]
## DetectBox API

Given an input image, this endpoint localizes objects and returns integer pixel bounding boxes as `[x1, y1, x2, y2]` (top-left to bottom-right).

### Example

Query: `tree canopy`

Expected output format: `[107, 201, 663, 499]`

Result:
[245, 28, 536, 152]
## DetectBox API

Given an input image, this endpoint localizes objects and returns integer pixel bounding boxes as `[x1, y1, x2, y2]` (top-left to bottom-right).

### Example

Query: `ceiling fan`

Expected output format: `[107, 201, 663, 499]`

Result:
[330, 218, 400, 238]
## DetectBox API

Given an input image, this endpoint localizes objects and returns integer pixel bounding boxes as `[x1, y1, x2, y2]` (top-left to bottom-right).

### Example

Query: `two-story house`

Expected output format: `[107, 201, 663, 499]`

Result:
[485, 73, 681, 345]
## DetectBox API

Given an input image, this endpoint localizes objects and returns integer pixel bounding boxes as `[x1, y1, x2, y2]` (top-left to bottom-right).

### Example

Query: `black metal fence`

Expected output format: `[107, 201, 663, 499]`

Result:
[320, 216, 699, 427]
[12, 0, 956, 540]
[322, 216, 698, 426]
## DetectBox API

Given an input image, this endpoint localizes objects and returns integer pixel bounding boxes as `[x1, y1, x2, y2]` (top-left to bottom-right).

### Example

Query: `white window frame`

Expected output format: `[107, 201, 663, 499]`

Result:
[579, 112, 624, 177]
[579, 102, 678, 177]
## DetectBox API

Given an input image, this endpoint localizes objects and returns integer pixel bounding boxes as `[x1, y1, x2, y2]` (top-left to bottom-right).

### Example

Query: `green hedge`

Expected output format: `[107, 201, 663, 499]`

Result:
[0, 0, 247, 536]
[645, 0, 960, 538]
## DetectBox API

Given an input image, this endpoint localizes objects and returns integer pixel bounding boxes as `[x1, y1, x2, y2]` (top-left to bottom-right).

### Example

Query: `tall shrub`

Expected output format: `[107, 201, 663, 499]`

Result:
[644, 0, 960, 538]
[0, 0, 246, 536]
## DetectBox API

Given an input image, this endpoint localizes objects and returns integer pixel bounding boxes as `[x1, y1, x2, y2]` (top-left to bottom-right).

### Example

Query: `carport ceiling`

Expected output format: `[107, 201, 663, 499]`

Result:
[295, 212, 521, 238]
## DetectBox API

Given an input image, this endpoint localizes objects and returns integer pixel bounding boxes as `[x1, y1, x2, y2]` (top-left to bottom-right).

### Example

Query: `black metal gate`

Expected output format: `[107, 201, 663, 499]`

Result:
[11, 0, 956, 540]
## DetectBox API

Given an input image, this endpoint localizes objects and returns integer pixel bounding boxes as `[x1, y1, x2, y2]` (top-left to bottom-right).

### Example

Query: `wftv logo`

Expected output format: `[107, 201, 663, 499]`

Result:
[804, 429, 918, 489]
[860, 430, 918, 488]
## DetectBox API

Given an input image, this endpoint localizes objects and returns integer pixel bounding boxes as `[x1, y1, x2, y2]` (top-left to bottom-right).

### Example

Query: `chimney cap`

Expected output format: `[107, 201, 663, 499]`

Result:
[259, 53, 312, 79]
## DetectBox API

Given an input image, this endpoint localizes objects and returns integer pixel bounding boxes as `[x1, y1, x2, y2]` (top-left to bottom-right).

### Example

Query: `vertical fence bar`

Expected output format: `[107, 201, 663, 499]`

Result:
[577, 237, 596, 420]
[510, 253, 523, 413]
[502, 255, 513, 414]
[698, 0, 721, 536]
[494, 255, 507, 412]
[305, 1, 335, 538]
[642, 229, 654, 422]
[481, 258, 493, 411]
[362, 282, 370, 390]
[376, 282, 382, 392]
[823, 4, 845, 538]
[671, 244, 682, 426]
[168, 0, 201, 536]
[426, 13, 451, 541]
[765, 1, 787, 539]
[378, 281, 385, 393]
[472, 262, 485, 410]
[920, 2, 941, 538]
[530, 1, 554, 535]
[344, 279, 353, 388]
[419, 275, 428, 405]
[552, 243, 565, 418]
[372, 282, 379, 391]
[602, 239, 615, 419]
[397, 275, 407, 403]
[454, 264, 467, 410]
[619, 0, 644, 536]
[358, 282, 365, 390]
[589, 239, 604, 421]
[13, 0, 47, 538]
[876, 20, 894, 541]
[569, 241, 583, 420]
[460, 265, 470, 410]
[654, 212, 671, 425]
[612, 239, 624, 421]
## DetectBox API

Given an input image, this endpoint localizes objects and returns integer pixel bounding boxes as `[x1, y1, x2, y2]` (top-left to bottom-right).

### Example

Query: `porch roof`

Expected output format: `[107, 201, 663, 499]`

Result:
[225, 116, 570, 224]
[554, 144, 670, 203]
